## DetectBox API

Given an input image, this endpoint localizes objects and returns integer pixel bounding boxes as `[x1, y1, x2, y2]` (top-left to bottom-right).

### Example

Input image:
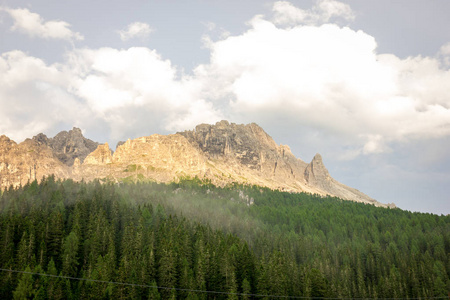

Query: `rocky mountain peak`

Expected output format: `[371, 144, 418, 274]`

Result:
[304, 153, 331, 186]
[0, 135, 17, 155]
[32, 127, 99, 166]
[0, 135, 14, 145]
[32, 133, 49, 146]
[247, 122, 278, 149]
[178, 120, 281, 170]
[313, 153, 322, 161]
[214, 120, 231, 128]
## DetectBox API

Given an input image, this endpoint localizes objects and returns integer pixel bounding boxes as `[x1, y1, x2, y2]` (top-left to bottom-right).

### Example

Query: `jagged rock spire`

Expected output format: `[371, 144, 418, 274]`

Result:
[305, 153, 330, 185]
[32, 127, 99, 166]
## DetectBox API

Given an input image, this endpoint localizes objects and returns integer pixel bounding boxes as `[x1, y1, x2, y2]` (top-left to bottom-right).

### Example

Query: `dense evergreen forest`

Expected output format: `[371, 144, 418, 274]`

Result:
[0, 176, 448, 299]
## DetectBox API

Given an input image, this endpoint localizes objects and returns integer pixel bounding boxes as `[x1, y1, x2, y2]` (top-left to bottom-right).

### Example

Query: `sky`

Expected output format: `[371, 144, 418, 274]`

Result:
[0, 0, 449, 215]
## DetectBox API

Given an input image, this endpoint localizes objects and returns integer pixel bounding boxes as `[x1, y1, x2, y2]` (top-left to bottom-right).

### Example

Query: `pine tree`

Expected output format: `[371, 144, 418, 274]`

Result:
[309, 268, 328, 300]
[227, 269, 239, 300]
[242, 278, 251, 300]
[194, 238, 208, 300]
[32, 265, 46, 300]
[61, 231, 80, 277]
[157, 247, 178, 299]
[1, 223, 15, 268]
[46, 212, 64, 264]
[12, 266, 35, 300]
[148, 280, 161, 300]
[45, 259, 66, 300]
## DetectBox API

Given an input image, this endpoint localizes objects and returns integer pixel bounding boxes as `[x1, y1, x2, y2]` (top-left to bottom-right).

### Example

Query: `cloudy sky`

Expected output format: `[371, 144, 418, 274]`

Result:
[1, 0, 449, 214]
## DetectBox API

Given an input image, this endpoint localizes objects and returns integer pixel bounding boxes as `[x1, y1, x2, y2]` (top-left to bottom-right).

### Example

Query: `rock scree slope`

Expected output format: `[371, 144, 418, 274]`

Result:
[0, 121, 394, 208]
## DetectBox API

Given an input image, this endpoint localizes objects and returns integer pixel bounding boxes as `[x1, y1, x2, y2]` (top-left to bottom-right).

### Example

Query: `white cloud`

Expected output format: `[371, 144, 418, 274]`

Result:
[1, 1, 449, 160]
[58, 46, 219, 139]
[0, 50, 88, 141]
[68, 47, 176, 113]
[164, 99, 224, 132]
[362, 134, 391, 155]
[0, 46, 222, 142]
[316, 0, 355, 22]
[118, 22, 153, 41]
[1, 7, 84, 42]
[272, 0, 355, 26]
[195, 10, 450, 156]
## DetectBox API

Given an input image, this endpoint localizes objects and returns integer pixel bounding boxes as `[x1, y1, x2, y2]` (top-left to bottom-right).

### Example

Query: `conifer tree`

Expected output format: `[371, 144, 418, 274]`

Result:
[309, 268, 328, 299]
[12, 266, 34, 300]
[157, 247, 178, 299]
[61, 231, 80, 277]
[242, 278, 251, 300]
[147, 280, 161, 300]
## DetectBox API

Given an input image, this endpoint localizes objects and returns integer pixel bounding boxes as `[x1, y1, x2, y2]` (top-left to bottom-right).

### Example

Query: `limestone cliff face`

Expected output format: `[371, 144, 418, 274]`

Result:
[305, 153, 331, 188]
[0, 122, 393, 207]
[73, 134, 209, 184]
[113, 134, 207, 179]
[0, 135, 69, 188]
[32, 127, 98, 166]
[178, 121, 309, 185]
[112, 135, 205, 170]
[179, 121, 279, 167]
[83, 143, 113, 165]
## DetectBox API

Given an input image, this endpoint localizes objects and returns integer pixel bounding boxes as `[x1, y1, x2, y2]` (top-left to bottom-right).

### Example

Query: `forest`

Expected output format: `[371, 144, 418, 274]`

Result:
[0, 176, 448, 299]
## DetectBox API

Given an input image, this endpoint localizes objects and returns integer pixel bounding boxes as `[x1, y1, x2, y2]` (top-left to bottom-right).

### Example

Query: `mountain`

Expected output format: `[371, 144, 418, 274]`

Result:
[0, 134, 69, 188]
[0, 121, 394, 208]
[33, 127, 99, 165]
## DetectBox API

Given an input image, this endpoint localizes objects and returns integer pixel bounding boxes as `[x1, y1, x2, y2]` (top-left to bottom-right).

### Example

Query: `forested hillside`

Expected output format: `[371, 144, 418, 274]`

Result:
[0, 177, 448, 299]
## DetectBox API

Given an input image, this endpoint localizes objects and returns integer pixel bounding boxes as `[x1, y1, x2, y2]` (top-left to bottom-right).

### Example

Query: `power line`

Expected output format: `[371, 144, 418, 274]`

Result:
[3, 267, 288, 298]
[1, 268, 447, 300]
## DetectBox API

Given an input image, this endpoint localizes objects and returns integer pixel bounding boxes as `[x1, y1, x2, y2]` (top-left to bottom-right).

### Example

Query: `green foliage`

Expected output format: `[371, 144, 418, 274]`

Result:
[124, 164, 142, 172]
[148, 280, 161, 300]
[13, 266, 34, 299]
[241, 278, 251, 300]
[61, 231, 79, 277]
[0, 178, 448, 299]
[308, 268, 328, 299]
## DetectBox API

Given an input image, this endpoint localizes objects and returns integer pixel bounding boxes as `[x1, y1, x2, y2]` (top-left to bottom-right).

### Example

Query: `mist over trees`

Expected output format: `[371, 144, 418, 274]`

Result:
[0, 177, 448, 299]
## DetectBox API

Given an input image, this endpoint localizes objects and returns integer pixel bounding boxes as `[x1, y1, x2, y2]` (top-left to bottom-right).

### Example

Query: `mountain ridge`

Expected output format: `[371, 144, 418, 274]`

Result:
[0, 121, 395, 208]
